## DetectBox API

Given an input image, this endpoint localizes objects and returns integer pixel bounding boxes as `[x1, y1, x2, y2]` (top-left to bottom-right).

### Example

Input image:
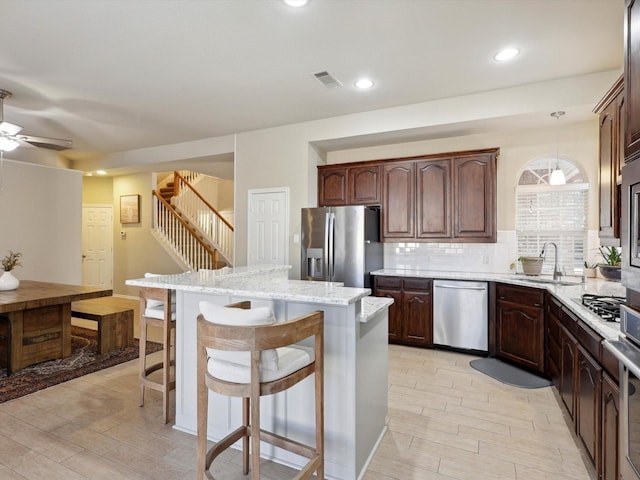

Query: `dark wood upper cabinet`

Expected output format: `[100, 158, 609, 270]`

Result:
[318, 164, 382, 207]
[625, 0, 640, 162]
[318, 148, 497, 242]
[453, 154, 496, 241]
[318, 166, 348, 206]
[382, 161, 415, 239]
[348, 164, 381, 205]
[595, 76, 623, 243]
[416, 159, 451, 238]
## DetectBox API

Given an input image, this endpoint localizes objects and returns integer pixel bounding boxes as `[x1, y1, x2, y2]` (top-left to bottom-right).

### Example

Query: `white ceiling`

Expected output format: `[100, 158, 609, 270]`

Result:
[0, 0, 624, 171]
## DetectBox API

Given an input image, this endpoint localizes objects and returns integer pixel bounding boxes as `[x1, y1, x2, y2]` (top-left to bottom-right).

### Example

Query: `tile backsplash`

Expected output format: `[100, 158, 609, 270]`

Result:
[383, 230, 601, 275]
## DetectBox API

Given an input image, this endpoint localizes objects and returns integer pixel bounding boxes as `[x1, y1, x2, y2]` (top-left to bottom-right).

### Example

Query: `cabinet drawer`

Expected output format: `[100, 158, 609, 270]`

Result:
[560, 306, 578, 336]
[601, 343, 620, 382]
[576, 320, 602, 363]
[402, 278, 431, 292]
[374, 276, 402, 290]
[496, 284, 544, 307]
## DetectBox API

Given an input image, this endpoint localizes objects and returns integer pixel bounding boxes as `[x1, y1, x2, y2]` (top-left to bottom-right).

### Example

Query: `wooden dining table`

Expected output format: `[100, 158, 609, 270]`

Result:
[0, 280, 112, 373]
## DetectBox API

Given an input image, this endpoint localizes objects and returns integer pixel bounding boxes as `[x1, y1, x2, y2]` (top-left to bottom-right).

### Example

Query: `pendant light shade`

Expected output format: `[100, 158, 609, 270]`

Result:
[549, 166, 566, 186]
[550, 111, 566, 186]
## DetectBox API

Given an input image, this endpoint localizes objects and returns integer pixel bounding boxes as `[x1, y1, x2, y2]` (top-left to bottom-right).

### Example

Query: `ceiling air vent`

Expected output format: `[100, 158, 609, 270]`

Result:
[313, 71, 342, 89]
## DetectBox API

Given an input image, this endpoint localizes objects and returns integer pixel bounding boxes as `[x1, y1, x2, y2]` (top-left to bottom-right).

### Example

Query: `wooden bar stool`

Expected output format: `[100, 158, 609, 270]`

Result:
[139, 285, 176, 424]
[196, 301, 324, 480]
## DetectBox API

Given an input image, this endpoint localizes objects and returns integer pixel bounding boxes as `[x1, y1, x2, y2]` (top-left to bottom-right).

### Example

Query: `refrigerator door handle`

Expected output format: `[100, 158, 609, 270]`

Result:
[328, 211, 335, 281]
[324, 211, 331, 282]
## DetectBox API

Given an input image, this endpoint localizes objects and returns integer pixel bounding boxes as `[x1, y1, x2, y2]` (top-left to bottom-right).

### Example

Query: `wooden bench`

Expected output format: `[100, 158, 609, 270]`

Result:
[71, 298, 134, 355]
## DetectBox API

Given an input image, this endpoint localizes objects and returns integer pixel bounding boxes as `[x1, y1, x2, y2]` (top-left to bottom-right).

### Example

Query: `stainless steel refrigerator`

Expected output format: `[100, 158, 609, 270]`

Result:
[301, 206, 383, 288]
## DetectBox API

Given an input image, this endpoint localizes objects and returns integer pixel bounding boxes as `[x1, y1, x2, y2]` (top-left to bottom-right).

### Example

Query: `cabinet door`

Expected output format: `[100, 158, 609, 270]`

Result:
[318, 166, 347, 206]
[601, 373, 620, 480]
[402, 290, 432, 347]
[546, 300, 562, 383]
[625, 0, 640, 162]
[453, 155, 496, 241]
[577, 345, 602, 468]
[560, 326, 578, 420]
[376, 288, 402, 343]
[496, 300, 545, 373]
[382, 162, 415, 239]
[600, 100, 618, 240]
[349, 165, 381, 205]
[416, 159, 451, 238]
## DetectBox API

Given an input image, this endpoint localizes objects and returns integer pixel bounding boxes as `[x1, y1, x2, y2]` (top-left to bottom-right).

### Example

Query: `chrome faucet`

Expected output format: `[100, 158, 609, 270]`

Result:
[541, 242, 562, 280]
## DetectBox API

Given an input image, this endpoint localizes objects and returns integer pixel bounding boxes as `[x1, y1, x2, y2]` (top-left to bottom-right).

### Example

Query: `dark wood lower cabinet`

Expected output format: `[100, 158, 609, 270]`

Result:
[560, 325, 578, 419]
[601, 372, 620, 480]
[576, 345, 602, 467]
[376, 287, 402, 342]
[374, 276, 432, 347]
[402, 289, 432, 346]
[545, 292, 621, 480]
[495, 284, 545, 373]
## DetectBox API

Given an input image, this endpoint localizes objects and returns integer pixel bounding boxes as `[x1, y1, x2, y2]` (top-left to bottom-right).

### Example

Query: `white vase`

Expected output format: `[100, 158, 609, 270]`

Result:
[0, 270, 19, 290]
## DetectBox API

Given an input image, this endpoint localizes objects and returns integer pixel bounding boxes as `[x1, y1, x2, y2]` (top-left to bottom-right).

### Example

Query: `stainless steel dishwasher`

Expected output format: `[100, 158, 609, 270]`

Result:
[433, 279, 488, 353]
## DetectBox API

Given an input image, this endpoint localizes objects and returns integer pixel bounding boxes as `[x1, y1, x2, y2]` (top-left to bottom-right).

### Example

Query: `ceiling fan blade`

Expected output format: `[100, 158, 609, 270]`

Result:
[19, 134, 73, 151]
[0, 121, 22, 136]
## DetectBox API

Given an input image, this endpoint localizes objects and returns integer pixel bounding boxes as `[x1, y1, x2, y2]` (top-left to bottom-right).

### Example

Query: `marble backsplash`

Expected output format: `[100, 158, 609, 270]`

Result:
[383, 230, 601, 275]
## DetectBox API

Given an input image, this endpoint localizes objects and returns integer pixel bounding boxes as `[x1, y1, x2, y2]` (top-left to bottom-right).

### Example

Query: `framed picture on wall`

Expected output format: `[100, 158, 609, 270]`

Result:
[120, 194, 140, 224]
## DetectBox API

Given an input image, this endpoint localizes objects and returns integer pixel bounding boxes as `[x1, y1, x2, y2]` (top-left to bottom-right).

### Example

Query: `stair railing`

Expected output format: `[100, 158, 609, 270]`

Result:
[152, 191, 222, 271]
[172, 171, 234, 265]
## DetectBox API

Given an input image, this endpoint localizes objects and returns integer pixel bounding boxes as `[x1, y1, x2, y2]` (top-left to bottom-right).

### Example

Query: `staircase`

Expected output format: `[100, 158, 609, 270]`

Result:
[152, 171, 234, 271]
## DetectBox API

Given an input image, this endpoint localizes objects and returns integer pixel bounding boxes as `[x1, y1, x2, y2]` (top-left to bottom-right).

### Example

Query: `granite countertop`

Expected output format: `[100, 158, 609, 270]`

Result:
[126, 265, 371, 306]
[360, 296, 394, 323]
[372, 268, 625, 340]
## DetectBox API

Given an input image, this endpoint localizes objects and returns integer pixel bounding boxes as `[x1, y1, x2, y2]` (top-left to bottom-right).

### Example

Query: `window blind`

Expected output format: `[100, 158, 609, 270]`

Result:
[516, 184, 588, 275]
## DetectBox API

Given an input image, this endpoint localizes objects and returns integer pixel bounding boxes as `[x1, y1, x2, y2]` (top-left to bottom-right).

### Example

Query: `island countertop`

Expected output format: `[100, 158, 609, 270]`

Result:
[126, 265, 371, 306]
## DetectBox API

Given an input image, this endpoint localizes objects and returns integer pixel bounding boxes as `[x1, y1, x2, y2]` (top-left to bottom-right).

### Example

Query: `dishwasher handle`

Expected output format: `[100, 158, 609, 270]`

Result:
[434, 284, 487, 291]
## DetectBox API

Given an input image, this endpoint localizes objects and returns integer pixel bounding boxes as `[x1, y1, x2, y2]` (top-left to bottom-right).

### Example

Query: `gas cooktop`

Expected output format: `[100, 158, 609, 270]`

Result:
[580, 294, 626, 322]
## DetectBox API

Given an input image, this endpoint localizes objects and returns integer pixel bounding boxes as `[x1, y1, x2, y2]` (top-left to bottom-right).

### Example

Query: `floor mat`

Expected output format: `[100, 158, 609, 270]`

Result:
[470, 357, 552, 389]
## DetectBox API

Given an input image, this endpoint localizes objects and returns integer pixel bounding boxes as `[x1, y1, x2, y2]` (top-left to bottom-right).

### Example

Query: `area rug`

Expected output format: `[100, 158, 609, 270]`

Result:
[0, 326, 161, 403]
[470, 357, 552, 389]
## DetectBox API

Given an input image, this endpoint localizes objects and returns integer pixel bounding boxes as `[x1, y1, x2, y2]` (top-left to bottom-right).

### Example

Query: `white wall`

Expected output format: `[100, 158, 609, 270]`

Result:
[0, 159, 82, 284]
[233, 73, 613, 279]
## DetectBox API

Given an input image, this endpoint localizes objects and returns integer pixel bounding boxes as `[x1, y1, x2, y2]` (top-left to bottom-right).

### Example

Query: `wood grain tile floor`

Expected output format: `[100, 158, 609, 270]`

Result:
[0, 331, 596, 479]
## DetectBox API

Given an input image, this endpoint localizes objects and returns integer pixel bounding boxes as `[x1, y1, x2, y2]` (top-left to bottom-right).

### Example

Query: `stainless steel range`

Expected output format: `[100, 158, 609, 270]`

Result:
[604, 305, 640, 480]
[581, 294, 626, 322]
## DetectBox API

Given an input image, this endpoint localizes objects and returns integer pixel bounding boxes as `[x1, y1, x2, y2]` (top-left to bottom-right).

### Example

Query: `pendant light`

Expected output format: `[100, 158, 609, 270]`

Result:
[549, 111, 566, 186]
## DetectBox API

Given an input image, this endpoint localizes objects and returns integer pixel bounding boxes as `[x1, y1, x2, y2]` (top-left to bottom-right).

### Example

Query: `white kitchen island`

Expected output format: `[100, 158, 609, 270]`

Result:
[126, 266, 392, 480]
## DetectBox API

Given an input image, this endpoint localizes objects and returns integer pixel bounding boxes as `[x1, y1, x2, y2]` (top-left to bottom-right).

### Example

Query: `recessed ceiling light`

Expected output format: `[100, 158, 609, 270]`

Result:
[494, 47, 520, 62]
[354, 78, 374, 89]
[283, 0, 309, 7]
[96, 170, 107, 175]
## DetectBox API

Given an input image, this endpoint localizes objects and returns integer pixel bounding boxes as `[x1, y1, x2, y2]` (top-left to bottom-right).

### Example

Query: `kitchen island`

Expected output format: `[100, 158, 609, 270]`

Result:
[126, 265, 392, 480]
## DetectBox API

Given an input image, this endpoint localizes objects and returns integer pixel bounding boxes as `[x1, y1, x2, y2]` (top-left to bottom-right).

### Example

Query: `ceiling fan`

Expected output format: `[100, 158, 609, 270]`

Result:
[0, 89, 72, 152]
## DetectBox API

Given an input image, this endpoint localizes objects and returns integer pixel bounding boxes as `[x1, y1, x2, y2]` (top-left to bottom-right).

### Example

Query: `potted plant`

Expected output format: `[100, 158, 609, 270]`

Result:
[598, 246, 621, 281]
[0, 250, 22, 290]
[518, 255, 544, 276]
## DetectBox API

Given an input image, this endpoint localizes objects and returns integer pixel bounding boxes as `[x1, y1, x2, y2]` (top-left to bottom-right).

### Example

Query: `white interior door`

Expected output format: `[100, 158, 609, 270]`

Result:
[82, 205, 114, 288]
[247, 188, 289, 265]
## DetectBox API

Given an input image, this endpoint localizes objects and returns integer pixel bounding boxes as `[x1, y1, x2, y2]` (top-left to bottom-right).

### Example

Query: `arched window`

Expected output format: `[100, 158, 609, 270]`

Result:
[515, 155, 588, 274]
